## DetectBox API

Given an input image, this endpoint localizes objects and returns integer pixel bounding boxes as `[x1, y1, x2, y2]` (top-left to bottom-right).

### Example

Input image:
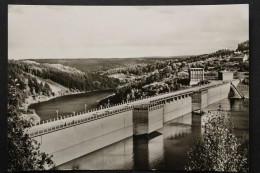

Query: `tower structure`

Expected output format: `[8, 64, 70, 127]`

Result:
[189, 68, 204, 86]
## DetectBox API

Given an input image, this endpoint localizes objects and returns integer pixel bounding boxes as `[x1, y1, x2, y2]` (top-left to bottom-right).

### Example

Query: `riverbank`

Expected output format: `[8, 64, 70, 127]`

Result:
[26, 89, 115, 123]
[22, 91, 86, 124]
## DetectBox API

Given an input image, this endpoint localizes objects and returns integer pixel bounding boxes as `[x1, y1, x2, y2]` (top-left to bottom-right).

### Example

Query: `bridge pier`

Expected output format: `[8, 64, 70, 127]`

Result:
[192, 88, 208, 112]
[133, 104, 164, 136]
[133, 93, 193, 136]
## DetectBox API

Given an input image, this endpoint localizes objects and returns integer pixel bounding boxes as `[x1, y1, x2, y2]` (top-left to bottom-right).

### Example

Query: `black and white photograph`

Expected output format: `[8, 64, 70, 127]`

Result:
[7, 4, 249, 172]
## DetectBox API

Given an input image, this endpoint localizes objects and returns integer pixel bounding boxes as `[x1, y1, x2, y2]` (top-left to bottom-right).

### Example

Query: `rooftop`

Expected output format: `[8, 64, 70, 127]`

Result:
[219, 70, 233, 73]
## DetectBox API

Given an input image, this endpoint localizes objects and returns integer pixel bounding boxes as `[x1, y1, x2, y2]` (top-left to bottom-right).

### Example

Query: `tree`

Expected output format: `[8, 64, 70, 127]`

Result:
[185, 111, 248, 172]
[38, 82, 44, 94]
[8, 79, 54, 171]
[236, 40, 249, 52]
[43, 83, 52, 96]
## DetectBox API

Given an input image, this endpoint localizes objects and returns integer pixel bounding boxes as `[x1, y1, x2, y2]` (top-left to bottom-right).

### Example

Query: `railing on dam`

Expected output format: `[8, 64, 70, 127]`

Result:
[150, 92, 193, 104]
[28, 105, 134, 137]
[27, 80, 238, 137]
[28, 92, 191, 137]
[29, 84, 196, 128]
[29, 91, 174, 127]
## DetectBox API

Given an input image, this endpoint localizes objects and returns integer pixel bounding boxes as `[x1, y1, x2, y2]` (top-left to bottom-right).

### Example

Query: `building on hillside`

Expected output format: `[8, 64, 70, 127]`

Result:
[218, 70, 234, 81]
[230, 54, 248, 62]
[189, 68, 204, 86]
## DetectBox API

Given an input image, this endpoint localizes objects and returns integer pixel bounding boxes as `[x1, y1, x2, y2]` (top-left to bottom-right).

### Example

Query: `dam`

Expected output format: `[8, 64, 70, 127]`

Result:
[27, 79, 241, 167]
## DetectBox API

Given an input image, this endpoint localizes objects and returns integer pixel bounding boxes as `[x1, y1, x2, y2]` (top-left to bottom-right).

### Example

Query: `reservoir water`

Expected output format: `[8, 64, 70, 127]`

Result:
[50, 97, 248, 171]
[29, 90, 114, 121]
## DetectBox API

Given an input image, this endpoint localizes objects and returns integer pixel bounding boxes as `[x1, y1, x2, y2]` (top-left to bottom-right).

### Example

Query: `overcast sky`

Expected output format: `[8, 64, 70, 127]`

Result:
[8, 4, 249, 59]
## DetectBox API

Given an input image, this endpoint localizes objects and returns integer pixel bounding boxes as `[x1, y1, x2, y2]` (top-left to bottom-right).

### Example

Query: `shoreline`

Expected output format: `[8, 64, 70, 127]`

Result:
[96, 93, 115, 103]
[23, 89, 115, 124]
[23, 91, 85, 124]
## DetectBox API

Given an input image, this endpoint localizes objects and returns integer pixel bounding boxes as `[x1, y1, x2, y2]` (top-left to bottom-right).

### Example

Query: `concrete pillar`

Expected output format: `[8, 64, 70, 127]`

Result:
[133, 106, 163, 136]
[192, 90, 208, 111]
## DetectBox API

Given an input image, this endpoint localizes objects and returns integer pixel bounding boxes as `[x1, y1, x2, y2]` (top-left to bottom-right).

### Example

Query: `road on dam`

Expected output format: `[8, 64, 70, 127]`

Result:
[27, 80, 228, 134]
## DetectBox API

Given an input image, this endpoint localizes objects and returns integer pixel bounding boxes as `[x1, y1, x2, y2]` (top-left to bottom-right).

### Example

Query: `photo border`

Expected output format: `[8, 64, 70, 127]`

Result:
[1, 0, 259, 173]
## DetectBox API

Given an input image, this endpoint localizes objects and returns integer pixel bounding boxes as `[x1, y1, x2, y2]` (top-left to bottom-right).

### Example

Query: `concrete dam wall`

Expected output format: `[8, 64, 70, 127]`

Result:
[33, 110, 133, 166]
[207, 82, 230, 105]
[31, 81, 236, 167]
[163, 95, 192, 123]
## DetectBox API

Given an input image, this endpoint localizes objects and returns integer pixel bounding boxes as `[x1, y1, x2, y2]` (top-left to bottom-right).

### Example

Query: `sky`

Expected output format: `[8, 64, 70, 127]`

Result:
[8, 4, 249, 59]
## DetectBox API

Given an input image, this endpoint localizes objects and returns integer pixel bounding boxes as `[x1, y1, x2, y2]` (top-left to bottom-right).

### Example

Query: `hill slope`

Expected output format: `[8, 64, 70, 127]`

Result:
[9, 60, 120, 93]
[30, 56, 190, 73]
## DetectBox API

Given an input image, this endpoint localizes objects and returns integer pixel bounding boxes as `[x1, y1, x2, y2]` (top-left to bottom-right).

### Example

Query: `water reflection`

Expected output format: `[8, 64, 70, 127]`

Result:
[158, 113, 201, 171]
[133, 132, 164, 170]
[58, 113, 202, 170]
[58, 137, 134, 170]
[57, 98, 248, 171]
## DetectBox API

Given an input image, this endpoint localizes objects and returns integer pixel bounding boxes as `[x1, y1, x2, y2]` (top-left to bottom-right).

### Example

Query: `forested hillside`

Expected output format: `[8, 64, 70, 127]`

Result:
[98, 40, 249, 107]
[8, 60, 120, 100]
[8, 40, 249, 109]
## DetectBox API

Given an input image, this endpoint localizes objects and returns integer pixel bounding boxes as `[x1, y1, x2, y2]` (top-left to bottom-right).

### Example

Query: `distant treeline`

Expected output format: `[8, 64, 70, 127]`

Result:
[31, 58, 184, 74]
[105, 49, 236, 77]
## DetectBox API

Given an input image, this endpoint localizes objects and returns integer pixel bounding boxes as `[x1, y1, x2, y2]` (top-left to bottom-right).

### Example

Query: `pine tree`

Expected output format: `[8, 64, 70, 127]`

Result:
[8, 79, 54, 171]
